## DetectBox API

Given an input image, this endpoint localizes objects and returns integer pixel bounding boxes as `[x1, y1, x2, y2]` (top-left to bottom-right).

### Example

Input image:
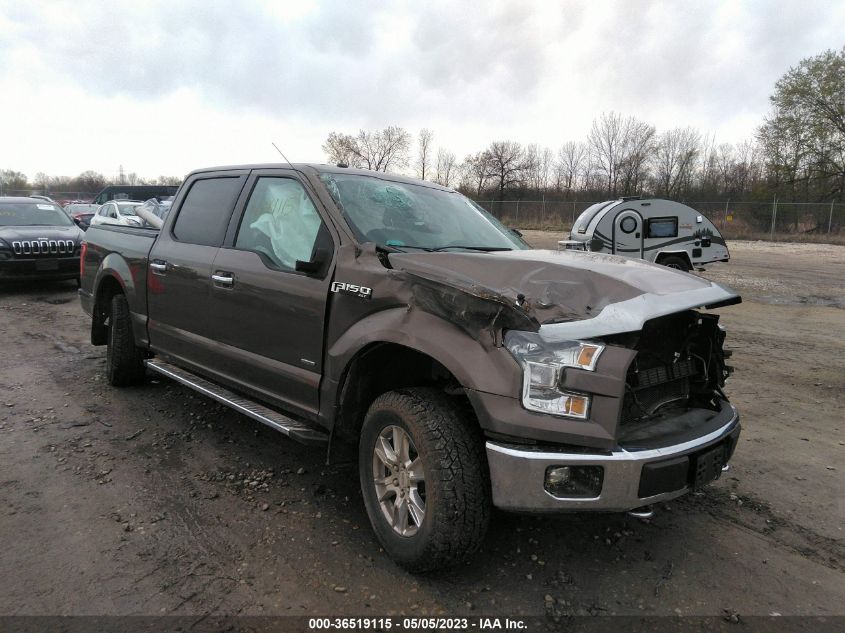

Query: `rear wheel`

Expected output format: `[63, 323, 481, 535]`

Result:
[106, 294, 146, 386]
[661, 255, 691, 272]
[359, 388, 491, 572]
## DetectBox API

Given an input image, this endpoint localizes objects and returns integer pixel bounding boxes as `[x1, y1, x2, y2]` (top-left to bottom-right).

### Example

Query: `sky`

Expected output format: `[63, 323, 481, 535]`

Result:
[1, 0, 844, 182]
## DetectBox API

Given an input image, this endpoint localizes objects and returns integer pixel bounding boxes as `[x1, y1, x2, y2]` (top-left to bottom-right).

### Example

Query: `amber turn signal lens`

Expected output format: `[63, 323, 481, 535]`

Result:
[576, 345, 600, 368]
[564, 395, 590, 418]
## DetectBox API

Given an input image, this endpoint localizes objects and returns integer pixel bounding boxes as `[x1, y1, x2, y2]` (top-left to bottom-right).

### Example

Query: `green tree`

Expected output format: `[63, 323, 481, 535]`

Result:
[758, 47, 845, 201]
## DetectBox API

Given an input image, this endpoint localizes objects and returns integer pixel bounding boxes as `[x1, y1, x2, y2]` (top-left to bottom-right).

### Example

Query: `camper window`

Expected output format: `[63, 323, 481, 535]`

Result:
[647, 217, 678, 238]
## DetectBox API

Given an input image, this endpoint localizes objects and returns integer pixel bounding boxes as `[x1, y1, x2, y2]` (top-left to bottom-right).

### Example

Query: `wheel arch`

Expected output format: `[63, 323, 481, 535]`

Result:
[654, 250, 693, 270]
[331, 341, 482, 445]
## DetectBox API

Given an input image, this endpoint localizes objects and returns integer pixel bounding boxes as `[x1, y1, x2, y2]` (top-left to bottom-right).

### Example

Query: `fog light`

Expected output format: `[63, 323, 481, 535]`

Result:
[546, 466, 571, 486]
[544, 465, 604, 498]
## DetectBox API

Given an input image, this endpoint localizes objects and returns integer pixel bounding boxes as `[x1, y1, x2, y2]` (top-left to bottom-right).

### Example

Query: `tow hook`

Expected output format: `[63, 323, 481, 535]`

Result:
[628, 505, 654, 519]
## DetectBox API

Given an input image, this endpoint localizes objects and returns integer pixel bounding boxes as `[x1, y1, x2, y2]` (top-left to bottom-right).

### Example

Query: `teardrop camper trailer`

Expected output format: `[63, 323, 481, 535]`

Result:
[560, 197, 729, 271]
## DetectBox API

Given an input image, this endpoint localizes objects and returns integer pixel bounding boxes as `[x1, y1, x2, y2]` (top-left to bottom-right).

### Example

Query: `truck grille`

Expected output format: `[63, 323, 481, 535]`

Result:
[621, 359, 698, 425]
[11, 240, 76, 256]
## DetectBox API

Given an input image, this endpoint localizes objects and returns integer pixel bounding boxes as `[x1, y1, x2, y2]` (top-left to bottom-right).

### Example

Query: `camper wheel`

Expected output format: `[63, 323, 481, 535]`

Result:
[660, 255, 692, 272]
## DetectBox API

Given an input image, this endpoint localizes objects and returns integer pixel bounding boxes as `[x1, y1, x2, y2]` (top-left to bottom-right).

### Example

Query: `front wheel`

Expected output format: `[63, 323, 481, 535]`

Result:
[359, 388, 491, 572]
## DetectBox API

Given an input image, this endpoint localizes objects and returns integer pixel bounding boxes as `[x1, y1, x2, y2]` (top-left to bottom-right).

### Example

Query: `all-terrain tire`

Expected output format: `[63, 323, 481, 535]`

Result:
[359, 387, 491, 573]
[661, 255, 692, 272]
[106, 294, 146, 386]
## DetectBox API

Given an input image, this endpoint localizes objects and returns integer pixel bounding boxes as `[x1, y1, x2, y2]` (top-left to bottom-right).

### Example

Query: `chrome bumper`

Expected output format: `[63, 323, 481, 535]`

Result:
[486, 406, 740, 512]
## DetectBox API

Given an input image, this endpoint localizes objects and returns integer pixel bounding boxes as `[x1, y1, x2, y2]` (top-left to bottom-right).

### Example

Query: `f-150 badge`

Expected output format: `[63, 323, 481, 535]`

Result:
[331, 281, 372, 299]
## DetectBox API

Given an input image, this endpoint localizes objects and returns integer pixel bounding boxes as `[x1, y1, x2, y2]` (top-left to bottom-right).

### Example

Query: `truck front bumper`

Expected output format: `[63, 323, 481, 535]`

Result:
[486, 405, 740, 512]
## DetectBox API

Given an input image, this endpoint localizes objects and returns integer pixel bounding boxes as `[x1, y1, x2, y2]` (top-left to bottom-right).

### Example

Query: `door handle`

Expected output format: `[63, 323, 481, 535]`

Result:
[211, 273, 234, 287]
[150, 260, 168, 274]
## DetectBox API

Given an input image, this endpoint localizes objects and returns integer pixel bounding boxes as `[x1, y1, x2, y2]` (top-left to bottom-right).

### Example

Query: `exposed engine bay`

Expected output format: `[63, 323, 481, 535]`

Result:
[604, 311, 734, 443]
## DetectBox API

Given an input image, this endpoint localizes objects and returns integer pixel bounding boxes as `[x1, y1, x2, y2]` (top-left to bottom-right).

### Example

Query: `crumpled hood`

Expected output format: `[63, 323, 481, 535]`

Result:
[389, 249, 739, 330]
[0, 225, 83, 242]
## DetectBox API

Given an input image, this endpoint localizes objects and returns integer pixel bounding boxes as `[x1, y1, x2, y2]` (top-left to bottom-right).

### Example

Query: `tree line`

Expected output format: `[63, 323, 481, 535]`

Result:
[322, 47, 844, 204]
[0, 169, 182, 196]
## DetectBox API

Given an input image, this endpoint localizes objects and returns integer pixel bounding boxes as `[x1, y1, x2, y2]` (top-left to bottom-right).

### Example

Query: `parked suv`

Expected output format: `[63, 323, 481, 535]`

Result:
[0, 197, 84, 283]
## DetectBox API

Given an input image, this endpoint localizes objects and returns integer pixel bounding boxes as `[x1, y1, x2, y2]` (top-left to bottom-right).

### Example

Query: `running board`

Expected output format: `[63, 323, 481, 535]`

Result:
[145, 360, 329, 446]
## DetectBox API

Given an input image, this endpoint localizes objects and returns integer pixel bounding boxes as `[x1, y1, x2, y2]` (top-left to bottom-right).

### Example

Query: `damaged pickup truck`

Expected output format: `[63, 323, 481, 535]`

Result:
[79, 164, 741, 572]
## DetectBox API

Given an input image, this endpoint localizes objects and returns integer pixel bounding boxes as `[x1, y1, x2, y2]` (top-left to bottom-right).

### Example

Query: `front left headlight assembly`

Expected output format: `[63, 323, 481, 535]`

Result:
[505, 331, 604, 419]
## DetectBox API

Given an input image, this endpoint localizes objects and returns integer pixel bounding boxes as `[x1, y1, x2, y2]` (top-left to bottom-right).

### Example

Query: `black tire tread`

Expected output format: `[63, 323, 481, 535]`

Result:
[361, 387, 491, 573]
[661, 255, 691, 272]
[107, 294, 146, 386]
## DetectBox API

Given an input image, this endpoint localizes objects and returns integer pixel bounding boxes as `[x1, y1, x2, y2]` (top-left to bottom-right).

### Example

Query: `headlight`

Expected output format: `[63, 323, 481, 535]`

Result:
[505, 331, 604, 419]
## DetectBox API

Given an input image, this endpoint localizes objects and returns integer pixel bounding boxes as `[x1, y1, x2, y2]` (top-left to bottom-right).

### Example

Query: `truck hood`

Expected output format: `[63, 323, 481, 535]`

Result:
[389, 249, 740, 335]
[0, 225, 84, 242]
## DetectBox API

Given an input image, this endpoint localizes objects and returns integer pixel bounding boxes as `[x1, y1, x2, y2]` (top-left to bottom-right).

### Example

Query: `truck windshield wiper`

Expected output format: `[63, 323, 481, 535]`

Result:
[428, 245, 513, 252]
[386, 244, 513, 253]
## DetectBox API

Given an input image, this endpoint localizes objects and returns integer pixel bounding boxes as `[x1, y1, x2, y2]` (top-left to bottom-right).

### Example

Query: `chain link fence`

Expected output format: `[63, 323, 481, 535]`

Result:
[477, 199, 845, 242]
[4, 187, 844, 242]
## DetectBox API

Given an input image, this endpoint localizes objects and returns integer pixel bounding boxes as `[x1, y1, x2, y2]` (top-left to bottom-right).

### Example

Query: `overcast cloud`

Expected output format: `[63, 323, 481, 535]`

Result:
[1, 0, 843, 180]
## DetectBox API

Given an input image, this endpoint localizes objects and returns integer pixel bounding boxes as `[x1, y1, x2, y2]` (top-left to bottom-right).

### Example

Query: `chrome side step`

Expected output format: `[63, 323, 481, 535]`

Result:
[145, 359, 329, 446]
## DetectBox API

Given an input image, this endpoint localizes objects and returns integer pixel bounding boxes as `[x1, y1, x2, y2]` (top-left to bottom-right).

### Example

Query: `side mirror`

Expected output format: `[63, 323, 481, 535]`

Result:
[510, 228, 523, 237]
[295, 248, 329, 274]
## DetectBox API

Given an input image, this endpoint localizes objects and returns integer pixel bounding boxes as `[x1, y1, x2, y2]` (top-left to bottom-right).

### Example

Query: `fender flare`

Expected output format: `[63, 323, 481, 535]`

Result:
[91, 254, 147, 346]
[654, 250, 693, 269]
[326, 307, 520, 397]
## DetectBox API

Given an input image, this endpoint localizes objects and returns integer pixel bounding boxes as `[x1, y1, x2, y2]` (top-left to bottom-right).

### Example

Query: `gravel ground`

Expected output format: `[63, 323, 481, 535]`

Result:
[0, 239, 843, 619]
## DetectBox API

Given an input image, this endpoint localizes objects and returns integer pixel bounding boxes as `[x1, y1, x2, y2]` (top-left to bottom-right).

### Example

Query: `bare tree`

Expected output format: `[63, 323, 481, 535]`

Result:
[555, 141, 588, 193]
[416, 128, 434, 180]
[71, 170, 108, 193]
[155, 175, 183, 186]
[588, 112, 625, 195]
[322, 132, 364, 168]
[654, 127, 701, 197]
[359, 126, 412, 172]
[486, 141, 524, 199]
[34, 172, 51, 192]
[322, 126, 411, 172]
[0, 169, 29, 194]
[618, 118, 656, 195]
[523, 145, 553, 194]
[461, 152, 492, 197]
[588, 112, 655, 196]
[434, 148, 458, 187]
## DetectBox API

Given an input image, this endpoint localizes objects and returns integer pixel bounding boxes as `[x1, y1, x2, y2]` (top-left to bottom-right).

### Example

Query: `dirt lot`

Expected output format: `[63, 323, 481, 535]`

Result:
[0, 238, 843, 619]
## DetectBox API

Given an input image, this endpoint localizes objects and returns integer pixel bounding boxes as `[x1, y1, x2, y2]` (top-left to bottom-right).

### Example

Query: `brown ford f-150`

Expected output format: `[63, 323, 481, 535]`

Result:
[80, 164, 741, 572]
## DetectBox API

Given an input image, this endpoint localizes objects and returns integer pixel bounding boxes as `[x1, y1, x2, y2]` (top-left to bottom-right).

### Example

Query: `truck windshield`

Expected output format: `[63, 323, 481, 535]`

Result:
[0, 203, 74, 227]
[320, 173, 527, 251]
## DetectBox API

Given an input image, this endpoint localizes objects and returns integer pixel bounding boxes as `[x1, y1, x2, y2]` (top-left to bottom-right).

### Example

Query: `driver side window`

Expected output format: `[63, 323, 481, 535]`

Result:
[235, 177, 324, 271]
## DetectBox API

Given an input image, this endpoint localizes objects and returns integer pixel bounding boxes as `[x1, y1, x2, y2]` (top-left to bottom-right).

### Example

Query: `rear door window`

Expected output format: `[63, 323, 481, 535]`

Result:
[172, 177, 243, 246]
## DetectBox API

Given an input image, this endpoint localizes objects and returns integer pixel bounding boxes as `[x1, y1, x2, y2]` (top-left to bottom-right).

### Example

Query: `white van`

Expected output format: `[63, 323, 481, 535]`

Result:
[561, 197, 729, 271]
